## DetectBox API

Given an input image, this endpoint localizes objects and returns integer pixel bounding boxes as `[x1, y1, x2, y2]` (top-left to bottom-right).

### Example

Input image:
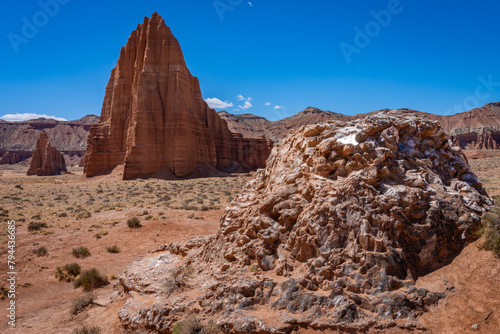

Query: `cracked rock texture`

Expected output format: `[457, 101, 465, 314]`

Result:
[116, 112, 492, 333]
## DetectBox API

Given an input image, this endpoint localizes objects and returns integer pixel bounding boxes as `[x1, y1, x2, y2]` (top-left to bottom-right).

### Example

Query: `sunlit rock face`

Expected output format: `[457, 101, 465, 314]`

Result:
[116, 112, 491, 333]
[27, 130, 67, 176]
[84, 13, 272, 180]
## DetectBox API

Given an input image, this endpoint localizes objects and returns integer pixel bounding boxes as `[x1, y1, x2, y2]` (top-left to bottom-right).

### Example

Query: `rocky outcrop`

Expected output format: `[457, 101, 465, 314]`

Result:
[0, 115, 99, 166]
[84, 13, 272, 180]
[27, 130, 67, 176]
[115, 113, 491, 332]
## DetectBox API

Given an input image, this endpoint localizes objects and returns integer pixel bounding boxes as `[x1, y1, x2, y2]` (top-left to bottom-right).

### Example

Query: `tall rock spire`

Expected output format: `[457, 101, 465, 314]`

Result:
[85, 13, 271, 179]
[27, 130, 67, 176]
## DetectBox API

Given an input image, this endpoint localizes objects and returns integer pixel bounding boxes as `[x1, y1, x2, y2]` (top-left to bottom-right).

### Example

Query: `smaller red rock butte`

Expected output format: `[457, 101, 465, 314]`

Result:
[84, 13, 272, 180]
[27, 130, 67, 176]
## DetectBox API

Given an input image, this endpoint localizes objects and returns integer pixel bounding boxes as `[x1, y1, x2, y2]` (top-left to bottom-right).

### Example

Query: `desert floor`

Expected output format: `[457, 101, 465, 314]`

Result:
[0, 151, 499, 334]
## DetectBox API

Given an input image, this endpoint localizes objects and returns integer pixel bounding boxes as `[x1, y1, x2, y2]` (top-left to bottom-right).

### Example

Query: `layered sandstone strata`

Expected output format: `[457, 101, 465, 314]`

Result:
[27, 130, 67, 176]
[84, 13, 271, 180]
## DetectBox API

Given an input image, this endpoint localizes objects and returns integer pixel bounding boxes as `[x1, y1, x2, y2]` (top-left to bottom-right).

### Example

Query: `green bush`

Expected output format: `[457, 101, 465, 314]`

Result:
[73, 326, 101, 334]
[28, 222, 47, 232]
[74, 268, 108, 291]
[33, 246, 48, 257]
[127, 217, 141, 228]
[72, 247, 91, 258]
[54, 263, 81, 282]
[479, 203, 500, 257]
[106, 245, 120, 253]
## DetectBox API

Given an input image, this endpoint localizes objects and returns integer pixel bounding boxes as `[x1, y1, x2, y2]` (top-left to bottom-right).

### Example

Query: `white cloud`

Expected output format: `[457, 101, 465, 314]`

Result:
[0, 113, 68, 122]
[237, 94, 251, 101]
[265, 102, 271, 106]
[248, 2, 253, 6]
[274, 105, 284, 109]
[205, 97, 234, 109]
[239, 100, 253, 110]
[235, 95, 253, 110]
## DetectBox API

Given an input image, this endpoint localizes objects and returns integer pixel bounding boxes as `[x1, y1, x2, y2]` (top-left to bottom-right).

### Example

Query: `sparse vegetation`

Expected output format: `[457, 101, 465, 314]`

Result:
[72, 246, 91, 258]
[28, 221, 47, 232]
[164, 264, 194, 296]
[73, 326, 101, 334]
[71, 293, 95, 315]
[33, 246, 48, 257]
[76, 210, 91, 219]
[54, 263, 81, 282]
[74, 268, 108, 291]
[106, 245, 121, 253]
[127, 217, 142, 228]
[172, 316, 221, 334]
[478, 201, 500, 257]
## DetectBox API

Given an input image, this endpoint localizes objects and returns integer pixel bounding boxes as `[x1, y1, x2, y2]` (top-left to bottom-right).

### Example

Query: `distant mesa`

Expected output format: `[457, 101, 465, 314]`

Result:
[27, 130, 67, 176]
[219, 103, 500, 150]
[84, 13, 272, 180]
[0, 115, 99, 167]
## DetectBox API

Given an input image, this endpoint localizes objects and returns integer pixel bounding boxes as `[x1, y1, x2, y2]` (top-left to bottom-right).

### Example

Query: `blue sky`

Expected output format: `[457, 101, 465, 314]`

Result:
[1, 0, 499, 122]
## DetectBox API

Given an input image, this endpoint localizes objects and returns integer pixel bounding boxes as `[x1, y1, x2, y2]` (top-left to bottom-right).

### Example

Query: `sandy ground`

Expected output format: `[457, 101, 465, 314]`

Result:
[0, 156, 499, 333]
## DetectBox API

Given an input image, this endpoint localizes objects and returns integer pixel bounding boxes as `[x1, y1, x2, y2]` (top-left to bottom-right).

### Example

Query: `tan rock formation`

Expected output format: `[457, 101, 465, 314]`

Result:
[116, 113, 491, 332]
[27, 130, 67, 176]
[84, 13, 271, 180]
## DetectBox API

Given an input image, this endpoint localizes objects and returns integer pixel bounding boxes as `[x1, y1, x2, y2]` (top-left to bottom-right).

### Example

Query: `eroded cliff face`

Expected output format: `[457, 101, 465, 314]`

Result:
[84, 13, 271, 180]
[27, 130, 67, 176]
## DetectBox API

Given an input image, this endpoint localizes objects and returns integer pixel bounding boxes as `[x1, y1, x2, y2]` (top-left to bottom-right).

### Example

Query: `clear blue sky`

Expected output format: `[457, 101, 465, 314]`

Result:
[1, 0, 499, 121]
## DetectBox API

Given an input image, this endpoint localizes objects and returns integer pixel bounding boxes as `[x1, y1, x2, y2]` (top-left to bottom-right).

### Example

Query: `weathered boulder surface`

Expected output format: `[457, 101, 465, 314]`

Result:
[27, 130, 67, 176]
[84, 13, 272, 180]
[115, 113, 492, 332]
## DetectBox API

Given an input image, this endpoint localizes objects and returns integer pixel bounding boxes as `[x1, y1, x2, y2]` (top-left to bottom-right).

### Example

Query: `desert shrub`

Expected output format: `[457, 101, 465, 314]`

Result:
[31, 214, 41, 219]
[73, 326, 101, 334]
[106, 245, 120, 253]
[127, 217, 141, 228]
[72, 247, 91, 258]
[54, 263, 81, 282]
[164, 264, 194, 296]
[172, 316, 220, 334]
[28, 222, 47, 232]
[74, 268, 108, 291]
[145, 215, 153, 220]
[33, 246, 48, 257]
[59, 212, 68, 217]
[76, 210, 91, 219]
[70, 293, 94, 315]
[479, 203, 500, 257]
